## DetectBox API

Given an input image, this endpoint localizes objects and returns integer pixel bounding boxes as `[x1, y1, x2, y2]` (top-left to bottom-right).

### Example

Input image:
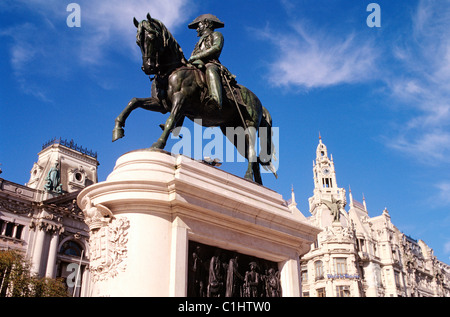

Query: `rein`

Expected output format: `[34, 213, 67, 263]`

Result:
[144, 39, 186, 80]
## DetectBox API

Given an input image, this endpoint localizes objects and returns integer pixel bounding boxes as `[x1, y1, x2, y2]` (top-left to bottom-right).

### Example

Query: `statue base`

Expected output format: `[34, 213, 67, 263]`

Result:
[78, 149, 320, 297]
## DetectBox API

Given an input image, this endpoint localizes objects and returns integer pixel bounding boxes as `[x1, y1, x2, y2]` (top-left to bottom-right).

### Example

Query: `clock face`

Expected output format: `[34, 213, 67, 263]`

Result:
[322, 167, 331, 175]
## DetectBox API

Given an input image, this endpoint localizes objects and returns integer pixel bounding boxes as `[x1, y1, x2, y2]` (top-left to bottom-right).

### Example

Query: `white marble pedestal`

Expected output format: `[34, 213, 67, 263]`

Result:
[77, 149, 320, 297]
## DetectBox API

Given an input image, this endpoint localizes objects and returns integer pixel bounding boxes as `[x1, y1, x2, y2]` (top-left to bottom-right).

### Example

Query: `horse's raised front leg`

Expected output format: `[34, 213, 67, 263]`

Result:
[151, 92, 185, 149]
[113, 97, 166, 142]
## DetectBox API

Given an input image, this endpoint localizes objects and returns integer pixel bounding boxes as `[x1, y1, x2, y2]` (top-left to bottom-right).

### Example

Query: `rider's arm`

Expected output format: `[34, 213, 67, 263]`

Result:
[189, 32, 224, 62]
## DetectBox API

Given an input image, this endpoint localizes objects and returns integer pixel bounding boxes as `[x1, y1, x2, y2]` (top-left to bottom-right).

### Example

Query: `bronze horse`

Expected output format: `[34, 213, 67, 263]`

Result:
[112, 14, 276, 185]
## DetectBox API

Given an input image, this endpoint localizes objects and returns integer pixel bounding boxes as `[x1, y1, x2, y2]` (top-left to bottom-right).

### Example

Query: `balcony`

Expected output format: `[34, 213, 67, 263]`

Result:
[358, 251, 370, 261]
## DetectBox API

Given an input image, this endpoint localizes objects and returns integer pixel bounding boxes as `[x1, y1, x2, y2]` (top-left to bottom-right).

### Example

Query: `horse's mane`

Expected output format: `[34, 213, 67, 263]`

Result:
[151, 19, 187, 65]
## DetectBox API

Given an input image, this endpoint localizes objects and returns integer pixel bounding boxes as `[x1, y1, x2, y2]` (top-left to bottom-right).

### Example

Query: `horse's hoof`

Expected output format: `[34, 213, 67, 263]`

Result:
[112, 127, 125, 142]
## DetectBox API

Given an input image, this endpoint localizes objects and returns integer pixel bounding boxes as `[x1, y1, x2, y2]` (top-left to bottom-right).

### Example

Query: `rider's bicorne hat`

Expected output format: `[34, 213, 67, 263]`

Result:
[188, 14, 224, 29]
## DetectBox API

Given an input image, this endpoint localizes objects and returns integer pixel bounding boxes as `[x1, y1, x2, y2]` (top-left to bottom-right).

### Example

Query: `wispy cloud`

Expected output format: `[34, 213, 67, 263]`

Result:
[256, 22, 379, 90]
[435, 182, 450, 206]
[0, 22, 53, 102]
[79, 0, 191, 64]
[0, 0, 192, 99]
[384, 0, 450, 164]
[259, 1, 450, 166]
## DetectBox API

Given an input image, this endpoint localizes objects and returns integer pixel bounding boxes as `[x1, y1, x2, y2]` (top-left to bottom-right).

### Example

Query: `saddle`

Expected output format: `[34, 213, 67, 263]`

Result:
[206, 62, 245, 109]
[172, 62, 246, 111]
[154, 62, 248, 133]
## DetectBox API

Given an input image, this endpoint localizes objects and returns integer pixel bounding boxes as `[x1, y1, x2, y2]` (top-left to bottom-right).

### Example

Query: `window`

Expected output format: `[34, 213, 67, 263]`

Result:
[334, 258, 347, 275]
[15, 225, 24, 239]
[301, 269, 308, 283]
[314, 238, 319, 249]
[358, 238, 365, 252]
[336, 285, 350, 297]
[0, 221, 24, 239]
[5, 223, 14, 237]
[322, 178, 333, 188]
[57, 261, 85, 297]
[317, 288, 326, 297]
[315, 261, 324, 280]
[57, 241, 86, 297]
[60, 241, 83, 257]
[392, 248, 398, 261]
[394, 271, 401, 287]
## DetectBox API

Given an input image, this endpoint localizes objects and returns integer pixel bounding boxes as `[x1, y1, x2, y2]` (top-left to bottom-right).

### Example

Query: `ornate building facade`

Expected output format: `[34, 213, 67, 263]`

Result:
[0, 139, 98, 296]
[298, 138, 450, 297]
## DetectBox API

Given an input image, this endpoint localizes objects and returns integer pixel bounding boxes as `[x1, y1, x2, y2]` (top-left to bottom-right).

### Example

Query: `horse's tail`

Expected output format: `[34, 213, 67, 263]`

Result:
[258, 106, 278, 179]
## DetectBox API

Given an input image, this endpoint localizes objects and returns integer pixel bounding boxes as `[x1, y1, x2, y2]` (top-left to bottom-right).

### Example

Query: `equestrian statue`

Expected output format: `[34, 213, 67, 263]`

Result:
[112, 13, 277, 185]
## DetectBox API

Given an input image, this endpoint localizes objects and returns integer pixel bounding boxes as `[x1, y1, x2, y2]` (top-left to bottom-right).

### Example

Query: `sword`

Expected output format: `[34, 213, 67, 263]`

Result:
[221, 66, 248, 130]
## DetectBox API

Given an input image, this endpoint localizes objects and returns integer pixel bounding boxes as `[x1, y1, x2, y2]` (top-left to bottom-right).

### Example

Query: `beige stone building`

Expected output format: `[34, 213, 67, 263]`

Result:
[0, 138, 98, 296]
[298, 138, 450, 297]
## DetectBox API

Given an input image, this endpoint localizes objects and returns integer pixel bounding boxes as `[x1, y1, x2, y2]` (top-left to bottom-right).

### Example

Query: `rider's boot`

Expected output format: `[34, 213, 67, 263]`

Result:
[206, 66, 223, 110]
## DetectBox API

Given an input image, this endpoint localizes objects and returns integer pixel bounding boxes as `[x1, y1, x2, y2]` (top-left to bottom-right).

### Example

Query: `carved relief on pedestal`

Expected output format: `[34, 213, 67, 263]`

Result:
[80, 197, 130, 282]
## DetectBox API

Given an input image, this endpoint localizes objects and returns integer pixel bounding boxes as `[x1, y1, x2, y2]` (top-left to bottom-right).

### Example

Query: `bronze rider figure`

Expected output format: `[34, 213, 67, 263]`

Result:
[188, 14, 225, 110]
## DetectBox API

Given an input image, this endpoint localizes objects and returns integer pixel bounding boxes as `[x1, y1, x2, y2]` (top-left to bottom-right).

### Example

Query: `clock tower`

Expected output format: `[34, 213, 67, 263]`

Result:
[308, 136, 347, 227]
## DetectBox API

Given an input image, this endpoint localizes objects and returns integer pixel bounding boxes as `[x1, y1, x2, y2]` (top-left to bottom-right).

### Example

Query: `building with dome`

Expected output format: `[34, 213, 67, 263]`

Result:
[0, 138, 98, 296]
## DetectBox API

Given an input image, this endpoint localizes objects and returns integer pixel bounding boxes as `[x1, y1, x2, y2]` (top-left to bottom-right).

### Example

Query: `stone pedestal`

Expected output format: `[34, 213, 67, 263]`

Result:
[77, 149, 320, 297]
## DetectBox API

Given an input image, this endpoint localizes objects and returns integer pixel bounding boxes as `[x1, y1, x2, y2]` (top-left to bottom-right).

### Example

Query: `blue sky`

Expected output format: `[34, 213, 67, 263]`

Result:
[1, 0, 450, 263]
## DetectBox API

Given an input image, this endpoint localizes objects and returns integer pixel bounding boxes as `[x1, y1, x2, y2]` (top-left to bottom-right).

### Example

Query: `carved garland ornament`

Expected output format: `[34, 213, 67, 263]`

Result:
[81, 197, 130, 282]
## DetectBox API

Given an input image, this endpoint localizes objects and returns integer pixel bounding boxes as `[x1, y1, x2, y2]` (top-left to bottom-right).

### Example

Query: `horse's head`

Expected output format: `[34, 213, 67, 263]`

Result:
[134, 13, 165, 75]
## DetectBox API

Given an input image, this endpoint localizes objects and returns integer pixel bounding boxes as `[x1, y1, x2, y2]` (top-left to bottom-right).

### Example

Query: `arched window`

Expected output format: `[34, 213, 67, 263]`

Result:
[315, 260, 324, 280]
[60, 240, 83, 257]
[57, 240, 85, 297]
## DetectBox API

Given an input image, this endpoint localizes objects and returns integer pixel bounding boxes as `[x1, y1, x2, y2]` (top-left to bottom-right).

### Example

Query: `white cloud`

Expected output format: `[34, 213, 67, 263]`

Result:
[383, 0, 450, 164]
[389, 132, 450, 164]
[436, 182, 450, 204]
[0, 22, 53, 101]
[257, 22, 379, 89]
[0, 0, 192, 99]
[254, 1, 450, 167]
[1, 23, 38, 72]
[78, 0, 191, 64]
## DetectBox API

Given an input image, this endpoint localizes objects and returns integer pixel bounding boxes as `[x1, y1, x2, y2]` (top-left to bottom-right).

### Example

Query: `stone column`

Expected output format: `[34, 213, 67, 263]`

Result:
[45, 230, 60, 278]
[279, 256, 302, 297]
[30, 222, 47, 276]
[80, 265, 90, 297]
[169, 217, 189, 297]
